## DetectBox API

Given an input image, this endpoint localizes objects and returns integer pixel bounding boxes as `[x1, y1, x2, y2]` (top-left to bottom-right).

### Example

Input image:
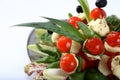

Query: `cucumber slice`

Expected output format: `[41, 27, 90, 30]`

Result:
[28, 44, 48, 57]
[28, 44, 55, 57]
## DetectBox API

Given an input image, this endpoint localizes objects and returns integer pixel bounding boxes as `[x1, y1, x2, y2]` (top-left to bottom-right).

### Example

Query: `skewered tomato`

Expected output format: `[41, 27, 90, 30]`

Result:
[57, 36, 72, 53]
[68, 16, 82, 29]
[60, 54, 78, 73]
[77, 50, 99, 69]
[106, 31, 120, 47]
[85, 37, 104, 55]
[90, 8, 106, 20]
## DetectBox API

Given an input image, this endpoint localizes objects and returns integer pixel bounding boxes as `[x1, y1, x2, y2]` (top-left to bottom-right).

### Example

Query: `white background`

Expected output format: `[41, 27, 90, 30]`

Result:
[0, 0, 120, 80]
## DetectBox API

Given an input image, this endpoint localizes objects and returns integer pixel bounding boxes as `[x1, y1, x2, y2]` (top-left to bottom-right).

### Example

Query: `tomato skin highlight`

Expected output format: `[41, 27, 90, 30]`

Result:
[60, 54, 78, 73]
[90, 8, 106, 20]
[106, 31, 120, 47]
[85, 38, 104, 55]
[57, 36, 72, 53]
[68, 16, 82, 29]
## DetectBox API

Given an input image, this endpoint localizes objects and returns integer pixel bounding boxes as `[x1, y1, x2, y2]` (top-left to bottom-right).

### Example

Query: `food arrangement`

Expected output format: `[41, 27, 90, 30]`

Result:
[16, 0, 120, 80]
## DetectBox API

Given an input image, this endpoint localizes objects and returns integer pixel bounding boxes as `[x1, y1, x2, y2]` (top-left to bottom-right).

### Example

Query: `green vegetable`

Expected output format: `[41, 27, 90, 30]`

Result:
[85, 68, 108, 80]
[15, 19, 85, 43]
[36, 56, 56, 63]
[43, 69, 68, 80]
[35, 29, 47, 38]
[39, 32, 54, 46]
[42, 17, 85, 42]
[68, 13, 73, 18]
[77, 22, 95, 38]
[27, 44, 48, 57]
[36, 44, 61, 63]
[69, 71, 86, 80]
[78, 22, 101, 38]
[36, 44, 58, 57]
[78, 0, 91, 22]
[106, 15, 120, 31]
[76, 56, 83, 73]
[47, 61, 60, 69]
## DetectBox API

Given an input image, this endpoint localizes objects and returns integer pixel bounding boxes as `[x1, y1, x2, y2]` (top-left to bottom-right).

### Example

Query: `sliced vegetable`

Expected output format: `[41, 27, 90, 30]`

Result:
[28, 44, 48, 57]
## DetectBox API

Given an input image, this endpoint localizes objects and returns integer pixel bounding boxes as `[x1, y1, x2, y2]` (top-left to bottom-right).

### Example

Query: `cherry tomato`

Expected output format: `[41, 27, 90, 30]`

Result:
[105, 52, 117, 72]
[106, 56, 112, 71]
[77, 49, 99, 69]
[57, 36, 72, 53]
[68, 16, 82, 29]
[85, 37, 104, 55]
[90, 8, 106, 20]
[104, 51, 117, 57]
[106, 31, 120, 47]
[60, 54, 78, 73]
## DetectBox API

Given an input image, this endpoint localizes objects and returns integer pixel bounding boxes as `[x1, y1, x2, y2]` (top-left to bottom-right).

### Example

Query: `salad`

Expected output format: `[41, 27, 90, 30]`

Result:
[16, 0, 120, 80]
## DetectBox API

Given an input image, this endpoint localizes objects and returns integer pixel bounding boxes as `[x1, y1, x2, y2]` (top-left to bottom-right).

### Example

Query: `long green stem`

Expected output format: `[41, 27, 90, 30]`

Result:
[78, 0, 91, 22]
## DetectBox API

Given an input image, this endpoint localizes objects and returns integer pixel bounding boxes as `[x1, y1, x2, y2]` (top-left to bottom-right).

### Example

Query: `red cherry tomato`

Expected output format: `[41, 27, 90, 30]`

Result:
[85, 37, 104, 55]
[77, 50, 99, 69]
[60, 54, 78, 73]
[106, 56, 112, 71]
[57, 36, 72, 53]
[90, 8, 106, 20]
[68, 16, 82, 29]
[104, 51, 117, 57]
[106, 31, 120, 47]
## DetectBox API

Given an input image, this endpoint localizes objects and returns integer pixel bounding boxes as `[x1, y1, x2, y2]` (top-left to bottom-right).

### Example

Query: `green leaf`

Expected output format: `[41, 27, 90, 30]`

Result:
[15, 21, 84, 43]
[36, 44, 57, 57]
[36, 56, 56, 63]
[78, 22, 101, 38]
[76, 56, 83, 73]
[106, 15, 120, 31]
[36, 44, 61, 60]
[69, 71, 86, 80]
[78, 0, 91, 22]
[68, 13, 73, 18]
[47, 61, 60, 69]
[42, 17, 85, 42]
[77, 22, 94, 38]
[39, 32, 54, 46]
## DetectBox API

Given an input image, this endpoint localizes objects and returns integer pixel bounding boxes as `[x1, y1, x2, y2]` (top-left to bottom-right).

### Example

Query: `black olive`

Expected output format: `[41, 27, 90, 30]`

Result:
[47, 30, 53, 34]
[76, 5, 83, 13]
[95, 0, 107, 8]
